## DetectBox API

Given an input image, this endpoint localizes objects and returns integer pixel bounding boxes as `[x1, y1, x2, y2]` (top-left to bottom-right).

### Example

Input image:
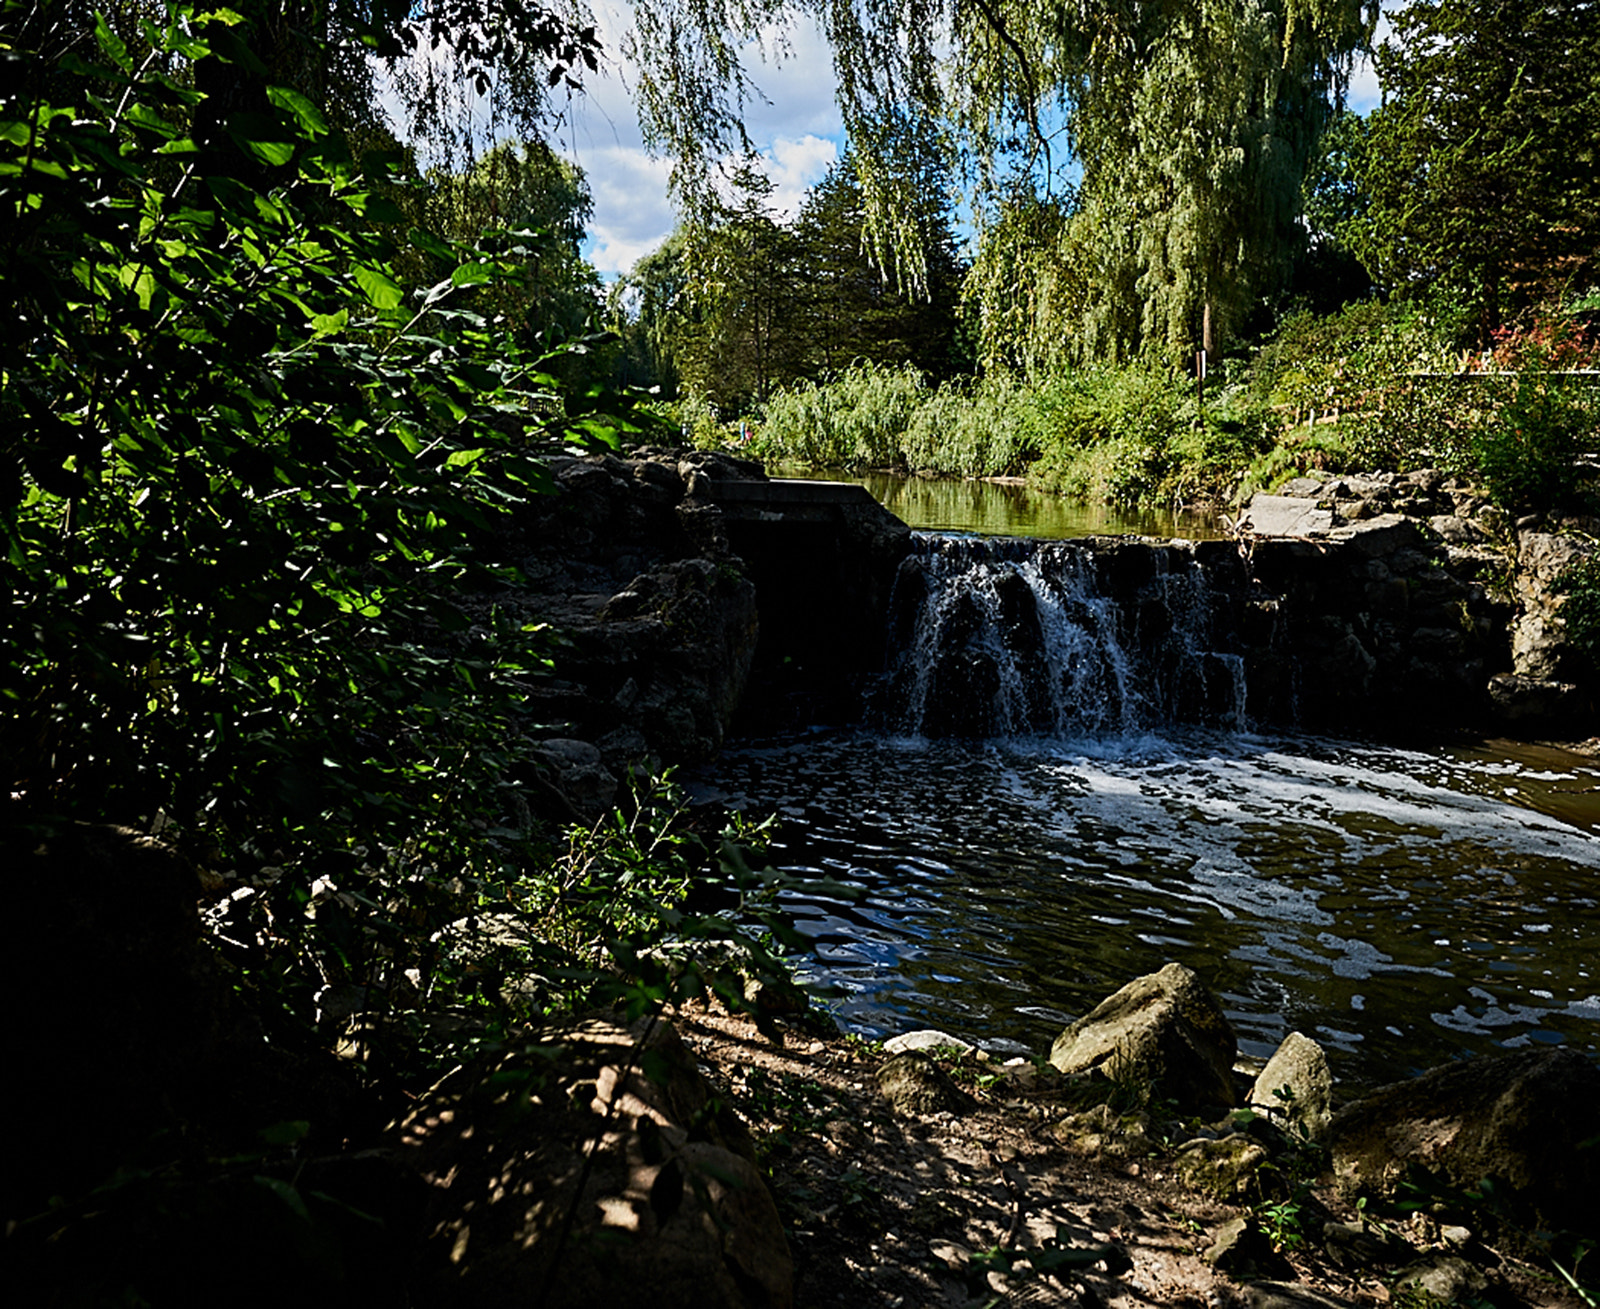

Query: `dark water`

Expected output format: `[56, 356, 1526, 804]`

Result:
[693, 727, 1600, 1089]
[782, 469, 1227, 540]
[694, 523, 1600, 1088]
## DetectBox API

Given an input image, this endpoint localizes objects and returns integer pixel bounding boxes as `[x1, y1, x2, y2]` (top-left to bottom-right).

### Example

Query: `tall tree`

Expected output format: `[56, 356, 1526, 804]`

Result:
[790, 154, 966, 380]
[427, 140, 603, 351]
[1350, 0, 1600, 341]
[623, 0, 1376, 368]
[1291, 106, 1375, 314]
[673, 162, 805, 410]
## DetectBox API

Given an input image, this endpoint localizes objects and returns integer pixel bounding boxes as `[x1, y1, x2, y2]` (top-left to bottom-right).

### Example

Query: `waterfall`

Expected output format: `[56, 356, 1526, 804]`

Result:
[875, 534, 1248, 737]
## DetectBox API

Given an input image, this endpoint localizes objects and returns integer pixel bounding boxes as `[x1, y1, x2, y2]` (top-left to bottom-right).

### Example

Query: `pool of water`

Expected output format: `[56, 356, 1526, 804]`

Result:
[691, 726, 1600, 1089]
[780, 469, 1227, 540]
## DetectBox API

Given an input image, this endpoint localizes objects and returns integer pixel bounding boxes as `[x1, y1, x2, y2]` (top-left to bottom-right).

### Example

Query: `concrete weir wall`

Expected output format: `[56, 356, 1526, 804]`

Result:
[709, 477, 911, 732]
[492, 455, 1593, 816]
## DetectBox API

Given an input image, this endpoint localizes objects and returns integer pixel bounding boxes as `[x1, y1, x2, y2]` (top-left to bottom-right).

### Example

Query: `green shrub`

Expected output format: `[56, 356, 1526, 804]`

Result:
[1473, 374, 1596, 514]
[2, 1, 801, 1078]
[750, 361, 928, 468]
[1554, 550, 1600, 667]
[755, 360, 1276, 505]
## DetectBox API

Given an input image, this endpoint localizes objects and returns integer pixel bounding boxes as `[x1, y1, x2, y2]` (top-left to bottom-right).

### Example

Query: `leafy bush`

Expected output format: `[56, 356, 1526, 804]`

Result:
[1, 2, 799, 1082]
[1473, 375, 1593, 514]
[1554, 550, 1600, 668]
[753, 361, 928, 468]
[750, 359, 1275, 505]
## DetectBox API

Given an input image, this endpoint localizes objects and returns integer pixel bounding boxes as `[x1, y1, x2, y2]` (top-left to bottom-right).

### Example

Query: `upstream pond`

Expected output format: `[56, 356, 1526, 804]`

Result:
[780, 468, 1228, 540]
[692, 478, 1600, 1090]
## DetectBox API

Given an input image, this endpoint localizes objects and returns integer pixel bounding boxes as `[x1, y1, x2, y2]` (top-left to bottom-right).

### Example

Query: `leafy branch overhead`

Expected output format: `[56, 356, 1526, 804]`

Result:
[0, 5, 620, 864]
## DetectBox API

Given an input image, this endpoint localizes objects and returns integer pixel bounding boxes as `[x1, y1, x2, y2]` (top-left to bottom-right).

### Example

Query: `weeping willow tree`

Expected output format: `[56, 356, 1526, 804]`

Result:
[624, 0, 1376, 370]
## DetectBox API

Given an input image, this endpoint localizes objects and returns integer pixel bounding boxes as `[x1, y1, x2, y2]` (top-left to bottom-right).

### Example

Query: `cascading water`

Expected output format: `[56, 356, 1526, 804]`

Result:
[695, 530, 1600, 1088]
[876, 534, 1248, 737]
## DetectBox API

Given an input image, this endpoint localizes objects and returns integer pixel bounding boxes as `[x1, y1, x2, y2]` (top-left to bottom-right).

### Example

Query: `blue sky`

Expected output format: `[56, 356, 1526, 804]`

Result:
[551, 6, 1388, 278]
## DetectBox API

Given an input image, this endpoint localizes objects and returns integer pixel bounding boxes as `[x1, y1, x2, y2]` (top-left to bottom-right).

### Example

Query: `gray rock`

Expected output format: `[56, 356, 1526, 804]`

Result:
[875, 1050, 976, 1117]
[1204, 1215, 1291, 1277]
[1052, 1103, 1153, 1160]
[883, 1029, 974, 1055]
[533, 737, 618, 817]
[1392, 1255, 1489, 1304]
[1332, 514, 1426, 558]
[1173, 1134, 1269, 1199]
[1487, 672, 1593, 728]
[1320, 1219, 1412, 1271]
[1326, 1047, 1600, 1243]
[1240, 494, 1335, 538]
[1429, 514, 1485, 545]
[1050, 962, 1238, 1113]
[1240, 1282, 1362, 1309]
[1248, 1032, 1334, 1142]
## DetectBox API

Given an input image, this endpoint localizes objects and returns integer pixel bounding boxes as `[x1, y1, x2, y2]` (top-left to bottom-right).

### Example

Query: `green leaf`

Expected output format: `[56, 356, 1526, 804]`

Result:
[355, 265, 404, 310]
[95, 12, 132, 70]
[254, 1174, 310, 1222]
[124, 103, 178, 138]
[444, 448, 486, 468]
[266, 85, 328, 137]
[450, 261, 496, 287]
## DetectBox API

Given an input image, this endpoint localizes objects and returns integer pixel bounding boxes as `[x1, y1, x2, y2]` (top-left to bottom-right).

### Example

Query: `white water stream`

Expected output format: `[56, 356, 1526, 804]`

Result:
[695, 533, 1600, 1087]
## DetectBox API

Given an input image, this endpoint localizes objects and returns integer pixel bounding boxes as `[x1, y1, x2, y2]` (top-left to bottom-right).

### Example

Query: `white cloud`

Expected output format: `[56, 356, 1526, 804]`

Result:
[555, 6, 845, 277]
[1347, 3, 1399, 115]
[761, 134, 840, 218]
[1347, 56, 1381, 114]
[582, 146, 677, 272]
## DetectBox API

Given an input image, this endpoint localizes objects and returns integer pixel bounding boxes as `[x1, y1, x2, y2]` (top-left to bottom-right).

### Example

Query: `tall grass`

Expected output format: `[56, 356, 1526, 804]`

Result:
[735, 360, 1277, 507]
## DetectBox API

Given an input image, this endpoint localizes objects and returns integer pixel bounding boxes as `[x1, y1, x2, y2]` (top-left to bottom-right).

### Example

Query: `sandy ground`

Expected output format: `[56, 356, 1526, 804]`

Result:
[674, 1006, 1587, 1309]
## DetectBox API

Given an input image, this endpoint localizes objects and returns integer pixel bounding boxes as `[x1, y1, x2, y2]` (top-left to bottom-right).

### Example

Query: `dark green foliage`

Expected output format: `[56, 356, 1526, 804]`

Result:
[614, 149, 969, 412]
[750, 362, 1275, 507]
[1472, 377, 1591, 514]
[1352, 0, 1600, 342]
[1, 0, 794, 1073]
[1, 1, 586, 853]
[789, 153, 967, 383]
[1554, 553, 1600, 669]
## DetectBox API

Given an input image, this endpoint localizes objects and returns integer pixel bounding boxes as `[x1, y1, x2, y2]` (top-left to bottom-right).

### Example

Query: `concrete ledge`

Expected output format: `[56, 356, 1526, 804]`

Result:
[705, 478, 885, 523]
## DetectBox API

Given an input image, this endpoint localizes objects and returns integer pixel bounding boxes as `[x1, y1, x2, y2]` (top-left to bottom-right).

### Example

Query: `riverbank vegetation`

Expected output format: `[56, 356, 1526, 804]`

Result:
[611, 0, 1600, 517]
[4, 0, 1599, 1300]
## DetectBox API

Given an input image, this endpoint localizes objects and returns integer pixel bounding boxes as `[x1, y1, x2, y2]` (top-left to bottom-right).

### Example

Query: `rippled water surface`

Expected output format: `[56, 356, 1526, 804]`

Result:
[692, 728, 1600, 1087]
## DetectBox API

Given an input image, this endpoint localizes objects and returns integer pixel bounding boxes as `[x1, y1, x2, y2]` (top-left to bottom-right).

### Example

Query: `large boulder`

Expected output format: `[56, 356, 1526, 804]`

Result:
[1248, 1032, 1335, 1143]
[1049, 963, 1238, 1113]
[393, 1015, 792, 1309]
[1324, 1047, 1600, 1241]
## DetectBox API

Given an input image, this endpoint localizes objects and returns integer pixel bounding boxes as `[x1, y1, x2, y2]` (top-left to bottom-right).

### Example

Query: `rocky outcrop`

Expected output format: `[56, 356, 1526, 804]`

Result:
[491, 450, 764, 797]
[1049, 962, 1239, 1113]
[1238, 470, 1597, 734]
[487, 449, 910, 814]
[1492, 529, 1599, 726]
[1324, 1046, 1600, 1244]
[394, 1015, 793, 1309]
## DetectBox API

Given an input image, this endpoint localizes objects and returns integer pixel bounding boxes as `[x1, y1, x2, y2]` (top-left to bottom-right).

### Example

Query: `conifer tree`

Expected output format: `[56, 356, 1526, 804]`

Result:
[1350, 0, 1600, 341]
